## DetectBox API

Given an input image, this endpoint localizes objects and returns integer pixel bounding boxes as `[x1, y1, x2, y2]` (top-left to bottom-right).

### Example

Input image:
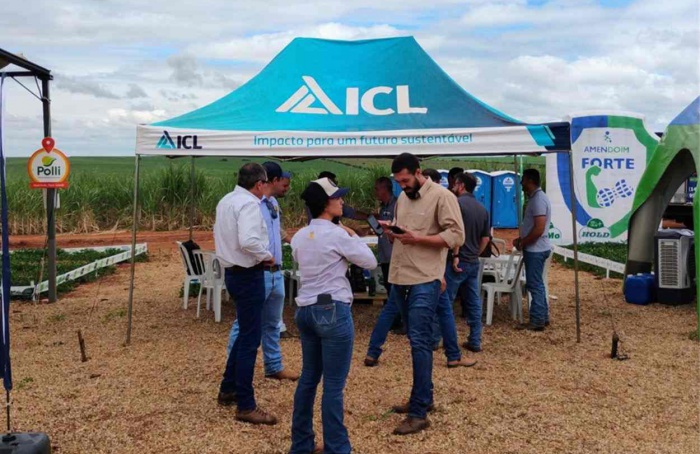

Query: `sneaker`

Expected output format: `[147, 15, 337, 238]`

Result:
[265, 369, 299, 381]
[391, 401, 434, 414]
[217, 391, 237, 406]
[312, 444, 324, 454]
[393, 416, 430, 435]
[364, 356, 379, 367]
[235, 407, 278, 425]
[447, 357, 478, 368]
[516, 323, 545, 332]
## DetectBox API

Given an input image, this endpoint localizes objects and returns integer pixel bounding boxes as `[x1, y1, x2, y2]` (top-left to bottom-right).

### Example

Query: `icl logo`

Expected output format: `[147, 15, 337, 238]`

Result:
[157, 131, 202, 150]
[277, 76, 428, 116]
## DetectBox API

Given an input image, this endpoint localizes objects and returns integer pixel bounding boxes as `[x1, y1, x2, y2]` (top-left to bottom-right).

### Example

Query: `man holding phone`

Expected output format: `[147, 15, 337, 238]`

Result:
[380, 153, 465, 436]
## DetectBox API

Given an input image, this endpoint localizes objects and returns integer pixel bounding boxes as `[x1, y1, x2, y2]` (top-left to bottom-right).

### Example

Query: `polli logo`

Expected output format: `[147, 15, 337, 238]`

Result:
[276, 76, 428, 116]
[579, 218, 611, 241]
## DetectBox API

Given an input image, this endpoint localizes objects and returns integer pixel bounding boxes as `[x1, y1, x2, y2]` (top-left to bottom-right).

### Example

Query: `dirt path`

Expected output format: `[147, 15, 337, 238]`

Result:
[9, 228, 521, 253]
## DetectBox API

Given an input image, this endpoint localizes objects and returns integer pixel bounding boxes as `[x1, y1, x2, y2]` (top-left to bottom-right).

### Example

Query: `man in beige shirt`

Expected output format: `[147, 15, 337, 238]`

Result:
[380, 153, 465, 436]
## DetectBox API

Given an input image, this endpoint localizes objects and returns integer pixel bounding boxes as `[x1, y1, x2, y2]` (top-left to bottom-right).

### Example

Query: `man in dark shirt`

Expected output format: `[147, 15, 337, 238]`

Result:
[439, 172, 490, 352]
[422, 168, 442, 184]
[374, 177, 402, 332]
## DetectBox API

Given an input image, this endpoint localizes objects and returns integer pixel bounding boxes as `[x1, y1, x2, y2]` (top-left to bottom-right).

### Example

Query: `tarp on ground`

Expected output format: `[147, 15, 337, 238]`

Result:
[135, 37, 569, 157]
[625, 96, 700, 331]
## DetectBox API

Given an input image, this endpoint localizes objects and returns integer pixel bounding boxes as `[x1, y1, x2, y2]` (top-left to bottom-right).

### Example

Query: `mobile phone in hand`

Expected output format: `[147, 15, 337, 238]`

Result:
[367, 215, 384, 236]
[388, 225, 406, 234]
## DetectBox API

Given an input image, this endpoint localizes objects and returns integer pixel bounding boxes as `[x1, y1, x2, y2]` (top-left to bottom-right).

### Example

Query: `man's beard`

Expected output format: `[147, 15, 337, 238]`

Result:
[404, 179, 421, 200]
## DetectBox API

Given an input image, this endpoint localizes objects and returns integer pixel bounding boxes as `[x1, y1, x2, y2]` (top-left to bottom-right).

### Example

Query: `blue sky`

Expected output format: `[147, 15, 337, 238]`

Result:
[0, 0, 697, 156]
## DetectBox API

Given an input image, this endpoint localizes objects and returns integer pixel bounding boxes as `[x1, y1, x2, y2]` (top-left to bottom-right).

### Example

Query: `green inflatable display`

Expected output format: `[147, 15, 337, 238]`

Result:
[626, 96, 700, 338]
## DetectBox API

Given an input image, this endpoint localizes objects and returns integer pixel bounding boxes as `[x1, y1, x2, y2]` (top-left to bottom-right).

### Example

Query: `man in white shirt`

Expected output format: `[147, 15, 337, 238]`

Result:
[214, 163, 277, 426]
[225, 162, 298, 382]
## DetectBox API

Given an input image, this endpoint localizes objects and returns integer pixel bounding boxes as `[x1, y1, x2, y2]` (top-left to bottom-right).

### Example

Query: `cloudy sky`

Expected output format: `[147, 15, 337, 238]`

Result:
[1, 0, 698, 156]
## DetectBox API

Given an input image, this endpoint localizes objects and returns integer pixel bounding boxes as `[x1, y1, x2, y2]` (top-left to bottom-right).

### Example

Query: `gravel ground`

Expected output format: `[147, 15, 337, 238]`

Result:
[7, 246, 699, 454]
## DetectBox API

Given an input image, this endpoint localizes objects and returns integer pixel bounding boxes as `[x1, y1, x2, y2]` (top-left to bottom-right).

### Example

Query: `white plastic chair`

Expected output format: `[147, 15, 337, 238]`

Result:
[492, 238, 506, 255]
[177, 241, 204, 310]
[483, 252, 525, 326]
[285, 260, 302, 306]
[193, 250, 226, 322]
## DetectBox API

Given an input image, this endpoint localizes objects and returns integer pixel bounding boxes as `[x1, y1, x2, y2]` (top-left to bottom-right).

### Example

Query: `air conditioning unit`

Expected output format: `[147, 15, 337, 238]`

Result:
[654, 229, 696, 305]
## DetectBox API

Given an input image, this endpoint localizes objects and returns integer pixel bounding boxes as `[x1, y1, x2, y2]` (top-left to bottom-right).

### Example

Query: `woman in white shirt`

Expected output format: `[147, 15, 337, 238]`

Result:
[289, 178, 377, 454]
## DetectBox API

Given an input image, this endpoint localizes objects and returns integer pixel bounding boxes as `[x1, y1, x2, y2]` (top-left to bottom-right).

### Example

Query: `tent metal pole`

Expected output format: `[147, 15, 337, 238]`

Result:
[567, 151, 582, 343]
[41, 78, 57, 303]
[514, 155, 522, 225]
[189, 156, 195, 242]
[126, 154, 141, 346]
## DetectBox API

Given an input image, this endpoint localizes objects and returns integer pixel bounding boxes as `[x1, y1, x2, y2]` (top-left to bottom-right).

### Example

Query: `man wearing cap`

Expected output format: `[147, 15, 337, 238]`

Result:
[290, 177, 377, 454]
[382, 153, 465, 436]
[215, 163, 277, 425]
[224, 161, 298, 384]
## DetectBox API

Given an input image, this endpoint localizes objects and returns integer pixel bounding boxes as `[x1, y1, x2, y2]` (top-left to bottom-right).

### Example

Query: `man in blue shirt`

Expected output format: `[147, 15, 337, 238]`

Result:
[223, 162, 299, 386]
[514, 168, 552, 331]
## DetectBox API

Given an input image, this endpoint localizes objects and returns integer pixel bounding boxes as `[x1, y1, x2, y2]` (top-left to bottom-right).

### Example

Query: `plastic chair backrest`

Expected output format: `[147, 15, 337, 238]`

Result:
[503, 252, 523, 287]
[177, 241, 198, 277]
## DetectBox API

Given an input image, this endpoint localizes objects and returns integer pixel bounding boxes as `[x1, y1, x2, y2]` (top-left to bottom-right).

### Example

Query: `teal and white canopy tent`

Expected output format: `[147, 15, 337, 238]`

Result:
[128, 37, 582, 342]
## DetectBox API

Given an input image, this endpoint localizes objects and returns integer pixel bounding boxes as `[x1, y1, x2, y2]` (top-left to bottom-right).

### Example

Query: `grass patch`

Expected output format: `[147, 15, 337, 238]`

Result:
[3, 156, 544, 234]
[11, 248, 148, 298]
[47, 313, 66, 323]
[103, 308, 127, 322]
[15, 377, 34, 390]
[555, 243, 627, 279]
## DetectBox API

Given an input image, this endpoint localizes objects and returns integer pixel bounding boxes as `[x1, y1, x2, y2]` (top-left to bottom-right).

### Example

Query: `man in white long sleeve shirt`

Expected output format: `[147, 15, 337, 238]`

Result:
[215, 163, 278, 426]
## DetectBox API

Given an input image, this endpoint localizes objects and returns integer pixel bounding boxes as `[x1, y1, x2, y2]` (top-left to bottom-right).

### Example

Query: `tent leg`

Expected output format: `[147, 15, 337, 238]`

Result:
[189, 156, 195, 242]
[567, 151, 582, 343]
[514, 155, 522, 225]
[126, 155, 141, 346]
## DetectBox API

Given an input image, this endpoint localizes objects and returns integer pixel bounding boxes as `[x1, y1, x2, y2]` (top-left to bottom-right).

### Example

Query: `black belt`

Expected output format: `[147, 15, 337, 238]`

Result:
[226, 263, 264, 272]
[264, 265, 281, 272]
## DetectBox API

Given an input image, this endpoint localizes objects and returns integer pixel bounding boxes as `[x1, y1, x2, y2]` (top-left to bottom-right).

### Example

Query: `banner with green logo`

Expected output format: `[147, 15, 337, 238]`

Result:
[545, 112, 659, 244]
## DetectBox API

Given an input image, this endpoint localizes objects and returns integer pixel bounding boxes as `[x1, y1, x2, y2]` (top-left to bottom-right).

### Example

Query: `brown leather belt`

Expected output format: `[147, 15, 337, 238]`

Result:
[264, 265, 281, 272]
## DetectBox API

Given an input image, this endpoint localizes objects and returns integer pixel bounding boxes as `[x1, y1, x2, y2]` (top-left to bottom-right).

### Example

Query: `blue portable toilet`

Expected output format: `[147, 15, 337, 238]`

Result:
[466, 170, 492, 215]
[491, 170, 519, 228]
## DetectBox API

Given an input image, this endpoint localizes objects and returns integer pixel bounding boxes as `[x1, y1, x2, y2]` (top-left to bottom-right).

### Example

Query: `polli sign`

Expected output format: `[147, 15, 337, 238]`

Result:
[27, 137, 70, 189]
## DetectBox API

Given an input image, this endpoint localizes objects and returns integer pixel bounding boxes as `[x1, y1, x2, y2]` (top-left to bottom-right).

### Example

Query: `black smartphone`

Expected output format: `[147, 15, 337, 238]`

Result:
[388, 225, 406, 234]
[367, 214, 384, 236]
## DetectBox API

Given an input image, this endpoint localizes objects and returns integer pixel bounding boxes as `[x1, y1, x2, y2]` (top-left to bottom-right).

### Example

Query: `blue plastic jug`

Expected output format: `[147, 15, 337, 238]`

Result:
[624, 274, 653, 305]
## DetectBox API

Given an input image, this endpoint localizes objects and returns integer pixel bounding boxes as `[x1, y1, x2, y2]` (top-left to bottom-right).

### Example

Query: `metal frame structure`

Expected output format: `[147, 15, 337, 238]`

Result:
[0, 48, 57, 303]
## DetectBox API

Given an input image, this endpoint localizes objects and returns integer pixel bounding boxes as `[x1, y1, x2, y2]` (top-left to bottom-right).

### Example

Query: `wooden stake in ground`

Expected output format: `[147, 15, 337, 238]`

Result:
[77, 330, 88, 362]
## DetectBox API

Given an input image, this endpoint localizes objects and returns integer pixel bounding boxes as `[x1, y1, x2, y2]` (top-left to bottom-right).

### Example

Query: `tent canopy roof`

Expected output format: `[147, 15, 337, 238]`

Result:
[137, 36, 569, 157]
[154, 37, 523, 132]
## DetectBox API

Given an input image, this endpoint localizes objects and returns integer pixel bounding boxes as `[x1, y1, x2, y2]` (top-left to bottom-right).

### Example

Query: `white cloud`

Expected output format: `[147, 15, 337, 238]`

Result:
[187, 23, 406, 62]
[0, 0, 697, 156]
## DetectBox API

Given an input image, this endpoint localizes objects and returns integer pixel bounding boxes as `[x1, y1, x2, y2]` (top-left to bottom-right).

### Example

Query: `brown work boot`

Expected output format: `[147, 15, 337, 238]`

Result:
[235, 407, 278, 425]
[391, 401, 435, 414]
[364, 356, 379, 367]
[312, 443, 324, 454]
[447, 356, 478, 368]
[266, 369, 299, 381]
[393, 416, 430, 435]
